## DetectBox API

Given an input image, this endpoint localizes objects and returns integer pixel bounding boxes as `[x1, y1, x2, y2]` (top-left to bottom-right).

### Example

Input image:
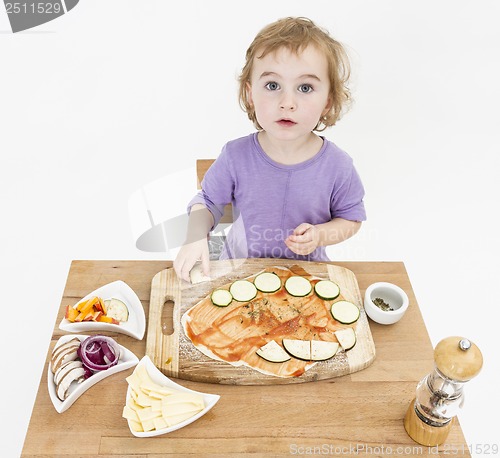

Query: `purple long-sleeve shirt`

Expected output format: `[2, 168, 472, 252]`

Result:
[189, 133, 366, 261]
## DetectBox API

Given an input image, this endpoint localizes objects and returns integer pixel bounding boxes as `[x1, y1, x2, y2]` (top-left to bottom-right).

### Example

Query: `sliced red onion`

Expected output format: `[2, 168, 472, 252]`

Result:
[100, 341, 115, 364]
[82, 340, 105, 365]
[82, 365, 93, 380]
[79, 335, 120, 373]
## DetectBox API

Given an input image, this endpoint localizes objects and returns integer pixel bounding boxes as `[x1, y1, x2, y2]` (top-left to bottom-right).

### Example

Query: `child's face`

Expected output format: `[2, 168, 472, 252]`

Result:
[247, 45, 332, 141]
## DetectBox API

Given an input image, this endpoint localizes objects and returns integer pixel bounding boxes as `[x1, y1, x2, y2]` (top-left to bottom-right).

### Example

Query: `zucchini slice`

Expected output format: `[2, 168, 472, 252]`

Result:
[210, 289, 233, 307]
[284, 276, 312, 297]
[229, 280, 258, 302]
[104, 298, 129, 322]
[254, 272, 282, 293]
[282, 339, 311, 361]
[311, 340, 340, 361]
[314, 280, 340, 301]
[330, 300, 360, 324]
[256, 340, 291, 363]
[335, 327, 357, 351]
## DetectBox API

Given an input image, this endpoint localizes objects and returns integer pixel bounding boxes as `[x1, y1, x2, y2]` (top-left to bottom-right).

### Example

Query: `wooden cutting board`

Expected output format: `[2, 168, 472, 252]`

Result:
[145, 259, 375, 385]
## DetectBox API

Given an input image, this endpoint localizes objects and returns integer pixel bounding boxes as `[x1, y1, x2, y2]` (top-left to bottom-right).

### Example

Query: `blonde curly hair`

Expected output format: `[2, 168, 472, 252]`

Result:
[238, 17, 351, 132]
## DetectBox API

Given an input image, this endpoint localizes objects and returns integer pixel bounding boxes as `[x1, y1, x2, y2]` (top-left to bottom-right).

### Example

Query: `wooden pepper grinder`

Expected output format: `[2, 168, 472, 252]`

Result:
[404, 336, 483, 446]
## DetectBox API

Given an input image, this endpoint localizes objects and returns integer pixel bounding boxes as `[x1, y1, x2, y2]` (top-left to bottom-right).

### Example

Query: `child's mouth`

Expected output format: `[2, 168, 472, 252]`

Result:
[277, 119, 297, 127]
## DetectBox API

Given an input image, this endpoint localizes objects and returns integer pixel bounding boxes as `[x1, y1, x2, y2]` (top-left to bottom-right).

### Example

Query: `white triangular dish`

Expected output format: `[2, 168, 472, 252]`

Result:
[48, 334, 139, 413]
[126, 355, 220, 437]
[59, 280, 145, 340]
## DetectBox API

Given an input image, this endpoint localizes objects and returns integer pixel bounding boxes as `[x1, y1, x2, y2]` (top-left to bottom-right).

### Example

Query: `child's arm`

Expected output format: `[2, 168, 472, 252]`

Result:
[284, 218, 361, 256]
[173, 204, 214, 282]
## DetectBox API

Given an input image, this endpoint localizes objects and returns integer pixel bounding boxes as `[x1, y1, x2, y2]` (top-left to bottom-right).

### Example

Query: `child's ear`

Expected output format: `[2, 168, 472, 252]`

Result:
[246, 81, 254, 107]
[322, 96, 333, 116]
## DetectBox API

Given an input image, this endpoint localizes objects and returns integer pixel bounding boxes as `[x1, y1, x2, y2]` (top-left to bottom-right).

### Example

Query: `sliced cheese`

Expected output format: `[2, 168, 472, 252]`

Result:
[125, 373, 143, 393]
[129, 388, 139, 403]
[162, 401, 202, 419]
[141, 418, 156, 432]
[135, 391, 154, 407]
[140, 380, 176, 397]
[122, 405, 140, 422]
[162, 392, 204, 407]
[163, 410, 200, 427]
[123, 363, 206, 433]
[134, 364, 150, 383]
[136, 406, 162, 423]
[145, 390, 166, 400]
[151, 399, 162, 412]
[153, 416, 168, 431]
[128, 419, 143, 432]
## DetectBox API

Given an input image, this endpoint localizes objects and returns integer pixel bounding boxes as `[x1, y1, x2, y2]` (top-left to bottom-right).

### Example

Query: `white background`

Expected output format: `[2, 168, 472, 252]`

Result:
[1, 1, 499, 456]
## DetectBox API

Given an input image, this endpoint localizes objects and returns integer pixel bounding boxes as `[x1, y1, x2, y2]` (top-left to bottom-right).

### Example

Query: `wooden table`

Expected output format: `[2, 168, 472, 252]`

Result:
[22, 261, 472, 457]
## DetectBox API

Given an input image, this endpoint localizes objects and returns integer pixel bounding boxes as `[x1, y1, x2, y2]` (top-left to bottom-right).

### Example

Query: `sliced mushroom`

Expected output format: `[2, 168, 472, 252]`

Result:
[51, 338, 81, 373]
[56, 361, 85, 401]
[54, 360, 83, 386]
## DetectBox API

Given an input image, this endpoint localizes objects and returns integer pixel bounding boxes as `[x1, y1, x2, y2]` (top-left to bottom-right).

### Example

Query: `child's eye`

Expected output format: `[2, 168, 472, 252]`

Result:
[265, 81, 280, 91]
[298, 84, 313, 93]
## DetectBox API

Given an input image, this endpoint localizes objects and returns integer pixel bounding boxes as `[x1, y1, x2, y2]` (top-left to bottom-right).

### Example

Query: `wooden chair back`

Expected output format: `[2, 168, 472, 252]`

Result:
[196, 159, 233, 224]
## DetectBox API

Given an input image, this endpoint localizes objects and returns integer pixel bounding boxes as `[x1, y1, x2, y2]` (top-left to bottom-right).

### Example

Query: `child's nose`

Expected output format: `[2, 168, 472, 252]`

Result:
[279, 90, 297, 111]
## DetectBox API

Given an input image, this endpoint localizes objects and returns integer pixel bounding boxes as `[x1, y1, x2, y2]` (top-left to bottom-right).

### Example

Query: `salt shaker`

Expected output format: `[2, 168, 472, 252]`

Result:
[404, 336, 483, 446]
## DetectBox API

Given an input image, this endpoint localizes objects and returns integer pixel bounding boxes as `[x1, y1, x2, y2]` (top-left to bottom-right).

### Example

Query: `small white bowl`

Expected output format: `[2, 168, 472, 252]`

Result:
[364, 282, 409, 325]
[48, 334, 139, 413]
[59, 280, 145, 340]
[125, 356, 220, 437]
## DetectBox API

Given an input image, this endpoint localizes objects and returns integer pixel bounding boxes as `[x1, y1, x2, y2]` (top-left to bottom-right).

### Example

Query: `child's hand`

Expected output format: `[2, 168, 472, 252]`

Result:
[173, 238, 210, 283]
[285, 223, 320, 256]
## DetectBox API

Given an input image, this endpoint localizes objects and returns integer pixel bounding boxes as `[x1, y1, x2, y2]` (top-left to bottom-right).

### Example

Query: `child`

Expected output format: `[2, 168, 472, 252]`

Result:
[174, 17, 366, 282]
